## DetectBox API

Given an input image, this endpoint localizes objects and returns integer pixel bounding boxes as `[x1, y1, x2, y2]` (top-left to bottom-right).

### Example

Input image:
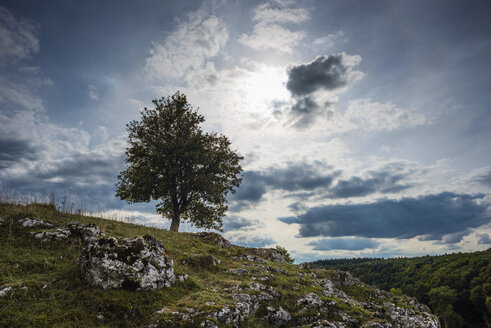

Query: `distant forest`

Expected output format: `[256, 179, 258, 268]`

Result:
[311, 249, 491, 328]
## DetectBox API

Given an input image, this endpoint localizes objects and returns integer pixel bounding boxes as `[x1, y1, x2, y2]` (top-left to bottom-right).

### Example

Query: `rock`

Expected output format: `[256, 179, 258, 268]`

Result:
[67, 222, 101, 243]
[32, 227, 71, 241]
[180, 254, 220, 270]
[200, 319, 219, 328]
[318, 279, 349, 300]
[192, 232, 232, 248]
[233, 254, 266, 263]
[299, 262, 310, 269]
[308, 321, 348, 328]
[0, 217, 5, 226]
[265, 306, 291, 326]
[79, 235, 174, 290]
[298, 292, 323, 309]
[214, 304, 250, 326]
[0, 286, 12, 297]
[30, 222, 102, 243]
[251, 247, 288, 263]
[228, 268, 248, 275]
[177, 274, 189, 282]
[17, 217, 53, 228]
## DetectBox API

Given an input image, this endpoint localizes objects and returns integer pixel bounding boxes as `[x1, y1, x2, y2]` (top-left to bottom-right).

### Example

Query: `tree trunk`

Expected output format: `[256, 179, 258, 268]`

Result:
[170, 212, 180, 232]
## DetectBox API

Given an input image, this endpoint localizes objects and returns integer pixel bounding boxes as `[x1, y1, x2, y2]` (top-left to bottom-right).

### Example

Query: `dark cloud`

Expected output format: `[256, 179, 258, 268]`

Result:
[0, 146, 124, 210]
[328, 163, 413, 198]
[475, 169, 491, 187]
[430, 230, 470, 244]
[308, 237, 380, 251]
[222, 216, 261, 232]
[0, 138, 38, 168]
[284, 53, 362, 128]
[476, 233, 491, 245]
[230, 161, 339, 211]
[286, 54, 359, 96]
[279, 192, 490, 240]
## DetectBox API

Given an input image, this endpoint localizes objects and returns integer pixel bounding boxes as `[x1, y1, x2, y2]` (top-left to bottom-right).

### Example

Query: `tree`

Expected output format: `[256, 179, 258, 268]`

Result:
[116, 92, 243, 232]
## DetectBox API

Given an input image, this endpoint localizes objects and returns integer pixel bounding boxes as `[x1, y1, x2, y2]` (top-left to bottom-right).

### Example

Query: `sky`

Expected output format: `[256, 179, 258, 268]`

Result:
[0, 0, 490, 262]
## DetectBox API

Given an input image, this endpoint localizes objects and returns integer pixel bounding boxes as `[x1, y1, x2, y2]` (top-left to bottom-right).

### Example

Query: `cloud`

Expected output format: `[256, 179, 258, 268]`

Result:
[476, 233, 491, 245]
[283, 53, 363, 128]
[225, 231, 276, 248]
[145, 9, 228, 80]
[313, 31, 347, 48]
[222, 216, 262, 232]
[279, 192, 490, 240]
[307, 237, 380, 251]
[286, 53, 363, 97]
[239, 2, 308, 54]
[475, 169, 491, 188]
[230, 161, 340, 210]
[344, 98, 427, 131]
[327, 162, 414, 198]
[0, 138, 37, 169]
[0, 5, 39, 63]
[88, 84, 98, 100]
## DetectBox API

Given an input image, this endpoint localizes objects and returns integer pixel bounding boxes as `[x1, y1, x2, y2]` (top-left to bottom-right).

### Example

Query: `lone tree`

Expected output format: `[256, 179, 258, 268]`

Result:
[116, 92, 243, 232]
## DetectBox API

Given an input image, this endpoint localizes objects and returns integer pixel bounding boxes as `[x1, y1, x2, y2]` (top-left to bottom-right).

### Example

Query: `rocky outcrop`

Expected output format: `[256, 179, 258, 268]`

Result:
[18, 217, 53, 228]
[31, 222, 102, 243]
[191, 232, 232, 248]
[79, 235, 174, 290]
[250, 247, 289, 263]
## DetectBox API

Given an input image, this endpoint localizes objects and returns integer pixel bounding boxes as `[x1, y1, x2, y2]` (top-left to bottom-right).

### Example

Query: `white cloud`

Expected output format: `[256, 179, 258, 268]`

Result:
[239, 2, 309, 53]
[145, 9, 228, 80]
[345, 98, 427, 131]
[0, 5, 39, 63]
[313, 31, 347, 48]
[88, 84, 98, 100]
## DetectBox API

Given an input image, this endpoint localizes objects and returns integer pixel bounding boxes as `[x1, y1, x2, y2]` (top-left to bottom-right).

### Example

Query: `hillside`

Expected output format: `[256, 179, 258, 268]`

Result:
[0, 202, 439, 327]
[311, 250, 491, 328]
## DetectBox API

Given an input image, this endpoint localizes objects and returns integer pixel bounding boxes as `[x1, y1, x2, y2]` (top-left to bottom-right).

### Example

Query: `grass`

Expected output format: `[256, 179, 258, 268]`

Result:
[0, 202, 421, 327]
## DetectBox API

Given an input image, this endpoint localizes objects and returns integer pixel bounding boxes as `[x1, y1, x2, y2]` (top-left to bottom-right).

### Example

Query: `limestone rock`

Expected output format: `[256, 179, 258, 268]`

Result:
[30, 222, 102, 243]
[298, 292, 323, 309]
[18, 217, 53, 228]
[181, 254, 220, 270]
[0, 217, 5, 226]
[0, 286, 12, 297]
[228, 268, 248, 275]
[192, 232, 232, 248]
[79, 235, 174, 290]
[265, 306, 291, 326]
[67, 222, 101, 243]
[251, 247, 288, 263]
[32, 227, 71, 241]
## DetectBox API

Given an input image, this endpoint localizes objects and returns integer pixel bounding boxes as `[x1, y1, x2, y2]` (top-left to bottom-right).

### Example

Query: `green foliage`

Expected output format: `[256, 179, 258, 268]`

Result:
[311, 249, 491, 326]
[116, 92, 243, 231]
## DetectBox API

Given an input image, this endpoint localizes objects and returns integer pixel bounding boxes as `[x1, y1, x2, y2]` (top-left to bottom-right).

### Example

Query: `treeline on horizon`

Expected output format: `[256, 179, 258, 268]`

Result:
[311, 249, 491, 327]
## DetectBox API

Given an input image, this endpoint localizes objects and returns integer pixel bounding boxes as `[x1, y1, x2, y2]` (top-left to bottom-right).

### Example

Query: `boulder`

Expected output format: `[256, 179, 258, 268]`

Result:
[67, 222, 102, 243]
[17, 217, 53, 228]
[79, 235, 174, 290]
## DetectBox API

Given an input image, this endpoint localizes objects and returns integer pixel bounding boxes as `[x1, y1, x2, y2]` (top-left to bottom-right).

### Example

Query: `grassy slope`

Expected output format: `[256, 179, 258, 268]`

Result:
[0, 203, 383, 328]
